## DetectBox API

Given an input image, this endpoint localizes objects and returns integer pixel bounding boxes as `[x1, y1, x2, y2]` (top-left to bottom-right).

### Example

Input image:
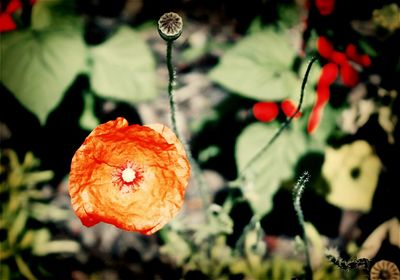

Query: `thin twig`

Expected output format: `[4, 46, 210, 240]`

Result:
[238, 56, 319, 179]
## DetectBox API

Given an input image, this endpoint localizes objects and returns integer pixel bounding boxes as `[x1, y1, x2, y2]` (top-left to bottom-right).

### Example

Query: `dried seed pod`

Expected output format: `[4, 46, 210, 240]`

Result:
[158, 12, 183, 41]
[370, 260, 400, 280]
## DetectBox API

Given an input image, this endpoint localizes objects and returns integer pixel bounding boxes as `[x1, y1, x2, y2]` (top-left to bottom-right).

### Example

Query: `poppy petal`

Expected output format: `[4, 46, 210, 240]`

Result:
[330, 51, 347, 65]
[341, 62, 359, 87]
[69, 118, 190, 235]
[0, 14, 16, 32]
[252, 102, 279, 122]
[307, 105, 323, 133]
[345, 44, 358, 61]
[345, 44, 372, 67]
[318, 63, 339, 87]
[317, 36, 334, 59]
[307, 86, 330, 133]
[358, 54, 371, 67]
[315, 0, 335, 15]
[281, 99, 302, 118]
[5, 0, 22, 13]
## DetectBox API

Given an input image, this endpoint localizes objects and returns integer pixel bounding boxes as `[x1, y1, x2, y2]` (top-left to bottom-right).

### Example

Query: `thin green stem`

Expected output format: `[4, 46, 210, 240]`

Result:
[165, 40, 209, 206]
[166, 41, 179, 137]
[238, 56, 318, 179]
[293, 171, 312, 280]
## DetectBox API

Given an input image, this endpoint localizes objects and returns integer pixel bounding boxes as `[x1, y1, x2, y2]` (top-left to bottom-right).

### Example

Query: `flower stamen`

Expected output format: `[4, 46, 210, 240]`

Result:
[122, 167, 136, 183]
[112, 161, 142, 192]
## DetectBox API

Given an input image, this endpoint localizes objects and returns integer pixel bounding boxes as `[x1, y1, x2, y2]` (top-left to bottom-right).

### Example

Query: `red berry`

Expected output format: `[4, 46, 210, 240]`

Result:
[253, 102, 279, 122]
[281, 99, 302, 118]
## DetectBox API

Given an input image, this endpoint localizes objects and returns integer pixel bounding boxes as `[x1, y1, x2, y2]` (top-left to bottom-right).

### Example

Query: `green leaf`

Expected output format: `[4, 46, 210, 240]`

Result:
[23, 170, 54, 186]
[33, 240, 80, 256]
[31, 228, 50, 255]
[30, 202, 70, 222]
[235, 123, 308, 216]
[0, 242, 13, 260]
[15, 255, 37, 280]
[79, 90, 99, 130]
[231, 219, 268, 278]
[193, 204, 233, 244]
[0, 264, 10, 280]
[19, 230, 35, 250]
[0, 29, 86, 124]
[8, 209, 28, 246]
[31, 0, 81, 30]
[209, 28, 316, 102]
[160, 230, 191, 266]
[22, 152, 39, 169]
[89, 26, 157, 103]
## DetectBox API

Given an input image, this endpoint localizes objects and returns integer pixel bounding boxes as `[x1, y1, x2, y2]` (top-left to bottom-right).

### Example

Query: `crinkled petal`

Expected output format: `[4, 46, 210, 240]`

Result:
[69, 118, 190, 234]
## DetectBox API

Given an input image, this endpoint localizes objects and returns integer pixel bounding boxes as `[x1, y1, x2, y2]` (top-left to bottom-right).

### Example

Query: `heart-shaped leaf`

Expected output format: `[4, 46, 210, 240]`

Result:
[236, 122, 312, 216]
[209, 28, 318, 103]
[1, 29, 86, 124]
[89, 26, 157, 103]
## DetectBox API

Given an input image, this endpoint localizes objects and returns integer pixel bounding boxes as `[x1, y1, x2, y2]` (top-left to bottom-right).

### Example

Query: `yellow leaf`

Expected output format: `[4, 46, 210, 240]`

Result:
[15, 255, 37, 280]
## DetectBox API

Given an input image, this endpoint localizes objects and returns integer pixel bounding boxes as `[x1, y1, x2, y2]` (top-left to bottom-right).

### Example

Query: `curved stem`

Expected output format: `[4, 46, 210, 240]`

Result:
[238, 56, 318, 179]
[293, 171, 313, 280]
[165, 41, 209, 206]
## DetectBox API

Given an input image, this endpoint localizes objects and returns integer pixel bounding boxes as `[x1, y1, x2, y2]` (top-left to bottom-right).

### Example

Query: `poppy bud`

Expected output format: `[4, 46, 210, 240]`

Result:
[252, 102, 279, 122]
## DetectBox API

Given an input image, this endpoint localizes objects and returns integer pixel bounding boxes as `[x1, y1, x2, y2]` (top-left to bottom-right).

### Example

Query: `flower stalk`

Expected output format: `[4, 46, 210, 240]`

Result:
[293, 171, 313, 280]
[159, 12, 209, 206]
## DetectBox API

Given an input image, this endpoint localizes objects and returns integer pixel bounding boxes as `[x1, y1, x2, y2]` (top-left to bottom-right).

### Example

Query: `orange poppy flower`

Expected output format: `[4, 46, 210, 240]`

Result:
[69, 117, 190, 235]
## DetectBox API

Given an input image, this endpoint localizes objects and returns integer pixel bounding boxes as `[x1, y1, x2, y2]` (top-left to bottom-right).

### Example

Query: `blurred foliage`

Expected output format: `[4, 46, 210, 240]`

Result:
[322, 140, 381, 212]
[0, 28, 86, 124]
[209, 26, 320, 103]
[235, 103, 340, 216]
[160, 206, 368, 279]
[160, 0, 400, 278]
[88, 25, 156, 104]
[0, 150, 79, 280]
[1, 0, 399, 278]
[372, 3, 400, 32]
[0, 0, 157, 124]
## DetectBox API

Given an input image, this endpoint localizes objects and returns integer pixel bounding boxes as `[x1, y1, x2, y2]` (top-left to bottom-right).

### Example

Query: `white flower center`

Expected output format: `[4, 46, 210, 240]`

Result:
[122, 168, 136, 183]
